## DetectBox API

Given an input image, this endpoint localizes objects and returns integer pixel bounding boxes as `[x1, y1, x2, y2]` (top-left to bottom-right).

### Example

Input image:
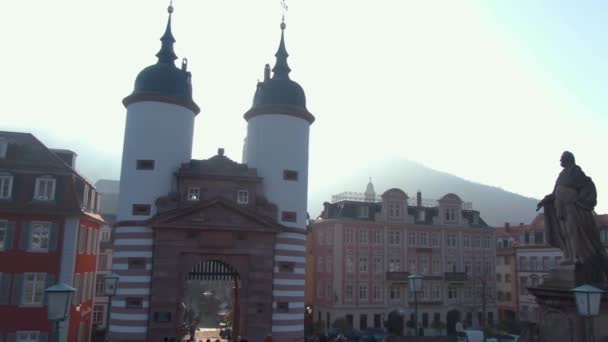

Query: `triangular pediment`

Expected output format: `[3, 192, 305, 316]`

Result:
[151, 198, 283, 233]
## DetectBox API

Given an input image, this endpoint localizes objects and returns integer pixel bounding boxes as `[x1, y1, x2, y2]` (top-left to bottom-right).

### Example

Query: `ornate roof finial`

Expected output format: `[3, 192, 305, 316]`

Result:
[272, 0, 291, 80]
[156, 1, 178, 64]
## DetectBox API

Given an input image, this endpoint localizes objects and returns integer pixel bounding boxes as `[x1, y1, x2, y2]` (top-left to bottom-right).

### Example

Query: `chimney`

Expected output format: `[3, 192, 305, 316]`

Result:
[51, 149, 77, 168]
[218, 148, 225, 156]
[417, 190, 422, 207]
[505, 222, 510, 230]
[264, 64, 271, 81]
[519, 223, 524, 227]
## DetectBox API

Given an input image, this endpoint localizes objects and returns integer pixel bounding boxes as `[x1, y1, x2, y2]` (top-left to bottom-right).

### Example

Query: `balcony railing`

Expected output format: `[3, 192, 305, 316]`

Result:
[386, 271, 410, 282]
[444, 272, 468, 282]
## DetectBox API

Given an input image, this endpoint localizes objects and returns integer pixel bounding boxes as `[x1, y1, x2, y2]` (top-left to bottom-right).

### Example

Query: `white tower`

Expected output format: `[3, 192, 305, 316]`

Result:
[111, 5, 199, 341]
[242, 21, 314, 338]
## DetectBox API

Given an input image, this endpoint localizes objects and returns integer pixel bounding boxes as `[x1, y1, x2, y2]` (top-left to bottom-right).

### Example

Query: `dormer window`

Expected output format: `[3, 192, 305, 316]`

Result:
[0, 139, 7, 158]
[187, 187, 200, 201]
[357, 205, 369, 218]
[0, 173, 13, 199]
[34, 176, 56, 201]
[237, 190, 249, 204]
[418, 210, 426, 222]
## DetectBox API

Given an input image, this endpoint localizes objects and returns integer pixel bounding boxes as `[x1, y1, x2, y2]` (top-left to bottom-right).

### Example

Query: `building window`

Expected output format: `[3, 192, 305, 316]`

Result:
[326, 256, 333, 273]
[473, 236, 481, 248]
[132, 204, 151, 216]
[317, 257, 324, 273]
[447, 234, 457, 247]
[505, 274, 511, 283]
[496, 274, 502, 282]
[136, 159, 155, 170]
[95, 275, 105, 295]
[126, 297, 143, 308]
[419, 232, 428, 246]
[29, 222, 50, 251]
[447, 286, 458, 300]
[0, 174, 13, 199]
[506, 292, 512, 301]
[16, 332, 39, 342]
[279, 262, 294, 273]
[34, 176, 56, 201]
[359, 256, 368, 273]
[93, 305, 105, 325]
[359, 285, 368, 301]
[420, 256, 429, 274]
[101, 230, 110, 242]
[326, 285, 332, 300]
[530, 256, 539, 271]
[346, 256, 354, 273]
[277, 302, 289, 313]
[237, 190, 249, 204]
[283, 170, 298, 181]
[464, 260, 471, 274]
[22, 273, 46, 305]
[520, 277, 528, 295]
[422, 313, 429, 328]
[83, 185, 90, 209]
[388, 231, 401, 245]
[389, 285, 400, 300]
[359, 229, 368, 244]
[187, 187, 200, 201]
[128, 258, 146, 270]
[0, 220, 8, 251]
[345, 229, 354, 244]
[281, 211, 296, 222]
[345, 285, 353, 301]
[408, 232, 416, 246]
[432, 256, 441, 274]
[316, 282, 323, 299]
[373, 230, 382, 244]
[373, 286, 381, 301]
[431, 232, 440, 247]
[373, 256, 383, 273]
[519, 257, 528, 271]
[432, 285, 441, 299]
[389, 258, 401, 272]
[357, 206, 369, 218]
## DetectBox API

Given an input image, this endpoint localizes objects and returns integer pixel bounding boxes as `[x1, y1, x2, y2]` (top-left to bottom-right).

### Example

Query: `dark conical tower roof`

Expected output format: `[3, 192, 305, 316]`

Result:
[245, 21, 314, 124]
[123, 5, 200, 114]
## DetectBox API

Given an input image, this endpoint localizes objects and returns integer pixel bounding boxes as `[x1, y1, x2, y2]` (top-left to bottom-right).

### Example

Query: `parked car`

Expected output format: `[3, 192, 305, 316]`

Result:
[457, 330, 498, 342]
[361, 328, 385, 342]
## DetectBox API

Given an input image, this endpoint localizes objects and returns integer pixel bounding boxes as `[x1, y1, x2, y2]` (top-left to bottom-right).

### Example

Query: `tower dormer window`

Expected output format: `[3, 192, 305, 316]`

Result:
[34, 176, 56, 201]
[237, 190, 249, 204]
[83, 185, 90, 208]
[187, 187, 200, 201]
[357, 205, 369, 218]
[0, 173, 13, 199]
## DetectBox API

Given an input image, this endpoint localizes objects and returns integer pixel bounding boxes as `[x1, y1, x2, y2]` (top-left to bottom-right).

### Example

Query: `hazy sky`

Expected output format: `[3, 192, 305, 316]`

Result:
[1, 0, 606, 215]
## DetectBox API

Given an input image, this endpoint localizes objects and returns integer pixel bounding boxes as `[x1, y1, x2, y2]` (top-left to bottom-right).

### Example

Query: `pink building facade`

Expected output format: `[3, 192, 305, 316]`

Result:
[309, 184, 497, 336]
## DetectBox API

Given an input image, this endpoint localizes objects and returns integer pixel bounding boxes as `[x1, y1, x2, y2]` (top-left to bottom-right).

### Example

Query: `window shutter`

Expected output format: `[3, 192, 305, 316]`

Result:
[44, 273, 57, 303]
[0, 273, 11, 304]
[49, 223, 59, 251]
[5, 222, 15, 250]
[6, 334, 16, 342]
[38, 333, 48, 342]
[11, 274, 22, 305]
[20, 222, 30, 251]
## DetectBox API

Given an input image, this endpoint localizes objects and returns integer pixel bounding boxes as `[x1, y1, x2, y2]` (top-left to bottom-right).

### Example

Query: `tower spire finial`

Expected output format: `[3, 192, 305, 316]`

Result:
[156, 1, 178, 64]
[272, 0, 291, 80]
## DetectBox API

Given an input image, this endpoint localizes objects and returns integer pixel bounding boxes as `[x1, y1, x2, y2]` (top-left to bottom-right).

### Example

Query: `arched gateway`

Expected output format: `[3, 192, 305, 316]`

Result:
[144, 152, 298, 342]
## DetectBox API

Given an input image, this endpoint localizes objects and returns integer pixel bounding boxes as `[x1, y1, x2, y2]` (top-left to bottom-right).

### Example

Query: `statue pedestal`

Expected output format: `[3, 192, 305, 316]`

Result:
[529, 266, 608, 342]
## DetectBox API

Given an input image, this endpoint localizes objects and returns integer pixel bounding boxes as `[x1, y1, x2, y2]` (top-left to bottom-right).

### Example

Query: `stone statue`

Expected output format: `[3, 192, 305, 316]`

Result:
[537, 151, 608, 283]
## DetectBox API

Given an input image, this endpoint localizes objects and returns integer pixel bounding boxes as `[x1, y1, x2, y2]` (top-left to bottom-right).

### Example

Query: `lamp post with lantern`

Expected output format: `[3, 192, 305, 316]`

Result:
[408, 273, 424, 341]
[104, 273, 120, 342]
[45, 283, 76, 342]
[572, 285, 605, 342]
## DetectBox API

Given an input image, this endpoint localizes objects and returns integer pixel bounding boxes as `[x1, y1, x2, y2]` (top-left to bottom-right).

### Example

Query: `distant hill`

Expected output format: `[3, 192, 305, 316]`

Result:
[308, 159, 539, 227]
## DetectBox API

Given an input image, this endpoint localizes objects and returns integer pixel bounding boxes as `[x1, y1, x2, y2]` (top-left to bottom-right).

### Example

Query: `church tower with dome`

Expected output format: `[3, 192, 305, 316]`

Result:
[110, 4, 200, 341]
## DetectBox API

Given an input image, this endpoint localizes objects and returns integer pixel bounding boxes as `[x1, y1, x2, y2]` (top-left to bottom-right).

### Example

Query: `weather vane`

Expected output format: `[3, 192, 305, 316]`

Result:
[281, 0, 288, 23]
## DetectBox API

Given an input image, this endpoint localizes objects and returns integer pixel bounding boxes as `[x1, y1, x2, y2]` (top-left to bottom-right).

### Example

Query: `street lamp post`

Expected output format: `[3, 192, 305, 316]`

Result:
[104, 273, 120, 342]
[572, 285, 605, 342]
[45, 284, 76, 342]
[408, 273, 424, 341]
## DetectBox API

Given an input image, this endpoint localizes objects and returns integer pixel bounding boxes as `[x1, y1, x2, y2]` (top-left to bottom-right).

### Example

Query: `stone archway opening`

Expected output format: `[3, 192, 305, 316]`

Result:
[181, 259, 241, 341]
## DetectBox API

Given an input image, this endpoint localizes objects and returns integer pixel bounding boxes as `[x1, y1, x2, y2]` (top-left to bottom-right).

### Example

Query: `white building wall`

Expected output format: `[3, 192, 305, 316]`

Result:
[117, 101, 195, 220]
[243, 114, 310, 229]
